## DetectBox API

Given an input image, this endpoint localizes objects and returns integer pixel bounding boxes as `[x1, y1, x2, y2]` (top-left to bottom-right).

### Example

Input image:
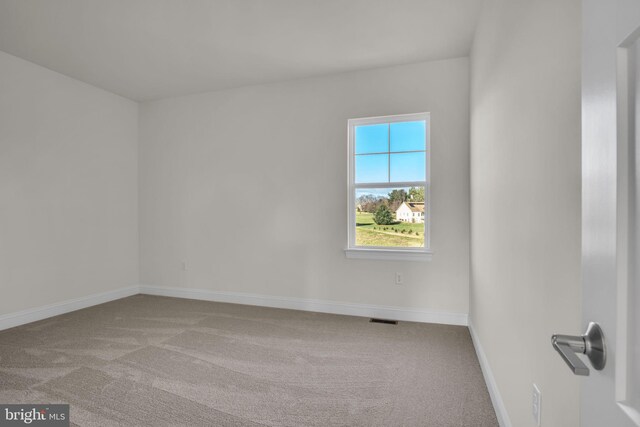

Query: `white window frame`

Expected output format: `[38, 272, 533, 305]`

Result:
[344, 112, 432, 261]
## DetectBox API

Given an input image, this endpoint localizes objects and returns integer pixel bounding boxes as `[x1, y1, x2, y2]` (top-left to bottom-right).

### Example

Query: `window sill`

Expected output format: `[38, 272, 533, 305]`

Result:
[344, 248, 432, 262]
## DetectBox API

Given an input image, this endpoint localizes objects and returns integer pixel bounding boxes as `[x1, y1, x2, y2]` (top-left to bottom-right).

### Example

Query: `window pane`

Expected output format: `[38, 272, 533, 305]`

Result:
[355, 154, 388, 183]
[390, 152, 426, 182]
[355, 187, 425, 248]
[355, 124, 388, 154]
[390, 121, 425, 152]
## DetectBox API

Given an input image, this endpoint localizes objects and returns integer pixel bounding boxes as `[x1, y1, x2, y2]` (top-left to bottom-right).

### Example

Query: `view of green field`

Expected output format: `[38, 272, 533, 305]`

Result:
[355, 212, 424, 247]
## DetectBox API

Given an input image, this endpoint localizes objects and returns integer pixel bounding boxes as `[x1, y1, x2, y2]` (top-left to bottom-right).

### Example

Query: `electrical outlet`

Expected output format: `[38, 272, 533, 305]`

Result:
[532, 383, 541, 426]
[395, 272, 403, 285]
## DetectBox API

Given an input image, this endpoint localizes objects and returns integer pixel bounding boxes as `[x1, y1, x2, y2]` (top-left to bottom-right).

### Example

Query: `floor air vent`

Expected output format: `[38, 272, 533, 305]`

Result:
[369, 318, 398, 325]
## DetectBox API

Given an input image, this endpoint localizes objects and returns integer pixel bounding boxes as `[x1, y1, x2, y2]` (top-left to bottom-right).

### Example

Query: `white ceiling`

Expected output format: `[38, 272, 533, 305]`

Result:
[0, 0, 482, 101]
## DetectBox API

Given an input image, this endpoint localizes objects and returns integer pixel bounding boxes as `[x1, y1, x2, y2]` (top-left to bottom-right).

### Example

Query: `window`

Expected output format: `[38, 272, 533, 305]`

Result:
[345, 113, 431, 261]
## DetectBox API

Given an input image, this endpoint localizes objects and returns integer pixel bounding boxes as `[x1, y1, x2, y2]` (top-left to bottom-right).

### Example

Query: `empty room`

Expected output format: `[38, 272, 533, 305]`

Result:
[1, 0, 638, 426]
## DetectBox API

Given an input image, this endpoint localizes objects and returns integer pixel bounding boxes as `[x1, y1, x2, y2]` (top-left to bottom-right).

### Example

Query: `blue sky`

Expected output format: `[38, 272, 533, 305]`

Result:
[355, 120, 426, 184]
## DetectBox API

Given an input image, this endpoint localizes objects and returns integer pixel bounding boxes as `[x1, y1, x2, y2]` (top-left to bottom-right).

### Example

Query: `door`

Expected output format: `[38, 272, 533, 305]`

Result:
[582, 0, 640, 425]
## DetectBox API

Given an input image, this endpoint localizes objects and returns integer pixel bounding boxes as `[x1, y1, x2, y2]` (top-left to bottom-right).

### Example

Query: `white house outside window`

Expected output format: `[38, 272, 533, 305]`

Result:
[345, 113, 431, 261]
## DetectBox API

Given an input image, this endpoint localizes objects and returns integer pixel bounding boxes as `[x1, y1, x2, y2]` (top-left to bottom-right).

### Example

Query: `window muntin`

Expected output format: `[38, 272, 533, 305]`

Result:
[348, 113, 430, 253]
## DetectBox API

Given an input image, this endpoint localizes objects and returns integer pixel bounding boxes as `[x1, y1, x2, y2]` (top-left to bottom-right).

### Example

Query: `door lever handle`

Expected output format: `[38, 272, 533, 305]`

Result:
[551, 322, 606, 376]
[552, 337, 589, 375]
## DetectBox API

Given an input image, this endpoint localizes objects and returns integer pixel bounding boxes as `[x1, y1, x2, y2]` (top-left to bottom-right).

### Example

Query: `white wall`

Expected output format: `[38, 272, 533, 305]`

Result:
[0, 51, 139, 316]
[139, 58, 470, 316]
[470, 1, 582, 426]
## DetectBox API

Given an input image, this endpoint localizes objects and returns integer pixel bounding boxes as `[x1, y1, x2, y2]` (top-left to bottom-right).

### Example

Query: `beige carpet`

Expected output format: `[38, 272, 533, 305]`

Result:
[0, 295, 498, 426]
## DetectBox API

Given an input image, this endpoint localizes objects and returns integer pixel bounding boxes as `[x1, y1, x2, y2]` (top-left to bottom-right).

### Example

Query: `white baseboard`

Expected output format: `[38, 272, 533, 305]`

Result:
[468, 320, 512, 427]
[139, 285, 469, 326]
[0, 285, 140, 332]
[0, 283, 468, 331]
